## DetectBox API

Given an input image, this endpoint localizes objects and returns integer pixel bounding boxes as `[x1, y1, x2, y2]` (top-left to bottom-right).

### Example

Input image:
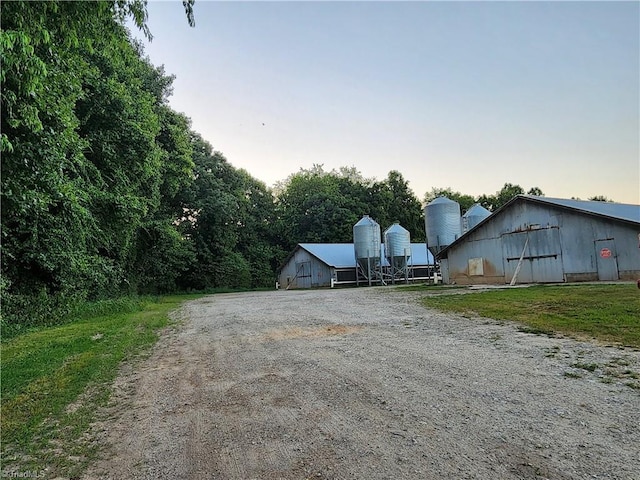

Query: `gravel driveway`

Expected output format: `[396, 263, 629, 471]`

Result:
[83, 288, 640, 480]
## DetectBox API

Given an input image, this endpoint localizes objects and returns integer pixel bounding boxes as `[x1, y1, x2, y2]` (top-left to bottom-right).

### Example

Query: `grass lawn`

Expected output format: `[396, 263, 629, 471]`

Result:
[417, 284, 640, 348]
[0, 294, 201, 477]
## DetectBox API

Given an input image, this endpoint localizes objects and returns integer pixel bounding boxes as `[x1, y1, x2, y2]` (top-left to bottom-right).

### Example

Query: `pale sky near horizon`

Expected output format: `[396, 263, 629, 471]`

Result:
[132, 1, 639, 204]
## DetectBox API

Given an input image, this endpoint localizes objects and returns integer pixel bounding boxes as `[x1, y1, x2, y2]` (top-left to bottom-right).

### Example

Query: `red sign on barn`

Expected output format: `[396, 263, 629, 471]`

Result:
[600, 248, 612, 258]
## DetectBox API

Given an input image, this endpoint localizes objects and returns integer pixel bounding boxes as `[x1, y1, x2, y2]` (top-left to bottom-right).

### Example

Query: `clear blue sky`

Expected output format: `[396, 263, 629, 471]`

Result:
[133, 1, 639, 204]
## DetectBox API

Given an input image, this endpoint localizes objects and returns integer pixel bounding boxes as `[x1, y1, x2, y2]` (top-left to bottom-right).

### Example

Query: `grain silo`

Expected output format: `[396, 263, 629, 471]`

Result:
[353, 215, 381, 285]
[384, 222, 411, 283]
[462, 203, 491, 233]
[424, 196, 462, 257]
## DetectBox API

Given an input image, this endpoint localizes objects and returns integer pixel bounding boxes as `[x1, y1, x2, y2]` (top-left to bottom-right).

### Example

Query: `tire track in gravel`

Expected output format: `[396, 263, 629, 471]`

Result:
[83, 288, 640, 480]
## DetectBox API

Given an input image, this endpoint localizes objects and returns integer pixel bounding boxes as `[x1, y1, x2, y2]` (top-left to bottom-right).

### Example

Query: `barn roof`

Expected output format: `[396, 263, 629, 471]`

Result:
[437, 195, 640, 258]
[523, 196, 640, 224]
[299, 243, 355, 268]
[297, 243, 434, 269]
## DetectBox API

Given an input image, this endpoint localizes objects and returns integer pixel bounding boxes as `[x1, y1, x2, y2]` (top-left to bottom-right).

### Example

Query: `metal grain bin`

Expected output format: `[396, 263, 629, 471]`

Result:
[462, 203, 491, 232]
[353, 215, 381, 275]
[384, 222, 411, 269]
[424, 196, 462, 256]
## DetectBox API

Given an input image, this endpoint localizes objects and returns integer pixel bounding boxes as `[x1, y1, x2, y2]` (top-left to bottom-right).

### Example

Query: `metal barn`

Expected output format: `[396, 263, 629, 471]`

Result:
[437, 195, 640, 285]
[278, 243, 434, 289]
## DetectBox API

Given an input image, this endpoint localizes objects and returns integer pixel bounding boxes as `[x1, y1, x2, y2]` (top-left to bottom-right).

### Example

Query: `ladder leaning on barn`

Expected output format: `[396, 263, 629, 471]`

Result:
[510, 236, 529, 286]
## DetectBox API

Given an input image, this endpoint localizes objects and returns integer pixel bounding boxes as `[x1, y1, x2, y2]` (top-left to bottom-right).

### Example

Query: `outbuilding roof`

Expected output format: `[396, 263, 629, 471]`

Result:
[296, 242, 434, 269]
[299, 243, 355, 268]
[523, 195, 640, 224]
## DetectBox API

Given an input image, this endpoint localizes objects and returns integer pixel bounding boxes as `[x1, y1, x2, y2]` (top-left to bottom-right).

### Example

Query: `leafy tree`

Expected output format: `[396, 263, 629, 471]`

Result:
[478, 183, 524, 211]
[423, 187, 476, 214]
[476, 183, 544, 211]
[131, 88, 196, 294]
[75, 25, 168, 295]
[132, 220, 196, 293]
[1, 2, 138, 299]
[588, 195, 614, 202]
[0, 1, 173, 151]
[370, 171, 424, 241]
[1, 0, 198, 320]
[275, 166, 368, 250]
[275, 167, 425, 250]
[177, 134, 280, 290]
[178, 135, 241, 289]
[233, 170, 283, 287]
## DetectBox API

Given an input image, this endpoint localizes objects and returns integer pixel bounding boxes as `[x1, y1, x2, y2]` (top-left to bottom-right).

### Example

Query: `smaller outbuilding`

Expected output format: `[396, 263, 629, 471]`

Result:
[278, 243, 434, 289]
[437, 195, 640, 285]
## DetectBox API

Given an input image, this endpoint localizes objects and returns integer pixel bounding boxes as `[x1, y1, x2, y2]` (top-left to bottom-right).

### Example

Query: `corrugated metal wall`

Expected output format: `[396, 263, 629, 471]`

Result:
[443, 201, 640, 284]
[501, 228, 564, 283]
[278, 248, 334, 289]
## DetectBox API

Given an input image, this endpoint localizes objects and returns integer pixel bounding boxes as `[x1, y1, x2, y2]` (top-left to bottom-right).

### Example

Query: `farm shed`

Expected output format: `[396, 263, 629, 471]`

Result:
[278, 243, 434, 289]
[437, 195, 640, 285]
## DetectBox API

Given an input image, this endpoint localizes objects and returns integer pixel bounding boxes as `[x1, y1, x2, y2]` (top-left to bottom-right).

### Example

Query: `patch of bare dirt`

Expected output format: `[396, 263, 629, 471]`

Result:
[82, 288, 640, 480]
[262, 325, 363, 341]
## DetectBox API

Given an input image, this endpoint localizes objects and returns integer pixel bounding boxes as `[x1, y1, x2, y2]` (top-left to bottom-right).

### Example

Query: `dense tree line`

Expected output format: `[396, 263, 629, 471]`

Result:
[274, 165, 425, 252]
[423, 184, 545, 214]
[0, 1, 278, 329]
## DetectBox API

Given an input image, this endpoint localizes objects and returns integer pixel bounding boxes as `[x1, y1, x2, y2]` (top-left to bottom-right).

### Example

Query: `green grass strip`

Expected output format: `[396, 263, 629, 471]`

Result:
[419, 284, 640, 348]
[0, 294, 201, 476]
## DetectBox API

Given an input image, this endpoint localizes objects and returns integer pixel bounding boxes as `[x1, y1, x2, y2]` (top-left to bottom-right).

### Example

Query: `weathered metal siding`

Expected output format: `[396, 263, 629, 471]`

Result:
[558, 210, 639, 281]
[278, 248, 333, 289]
[501, 228, 564, 283]
[439, 258, 450, 284]
[443, 236, 505, 284]
[442, 201, 640, 284]
[309, 255, 333, 287]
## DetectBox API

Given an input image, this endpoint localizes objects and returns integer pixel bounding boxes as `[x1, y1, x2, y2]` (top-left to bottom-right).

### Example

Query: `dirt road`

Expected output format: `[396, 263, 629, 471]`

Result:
[83, 288, 640, 480]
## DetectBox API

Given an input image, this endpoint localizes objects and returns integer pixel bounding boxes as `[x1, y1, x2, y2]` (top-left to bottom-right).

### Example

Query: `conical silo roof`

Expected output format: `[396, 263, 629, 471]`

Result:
[384, 222, 411, 259]
[462, 203, 491, 232]
[424, 196, 462, 256]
